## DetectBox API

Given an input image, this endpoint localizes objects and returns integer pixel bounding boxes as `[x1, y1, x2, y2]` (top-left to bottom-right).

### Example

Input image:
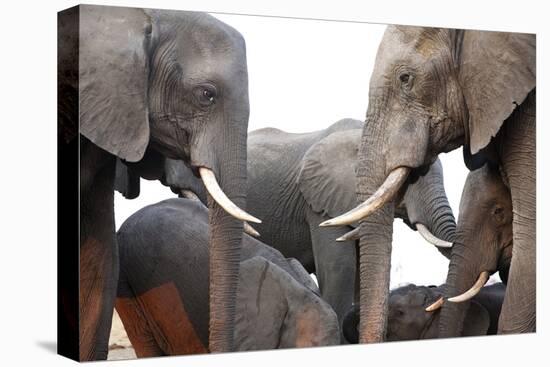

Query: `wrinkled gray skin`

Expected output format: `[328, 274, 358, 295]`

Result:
[442, 164, 514, 336]
[150, 119, 456, 340]
[342, 283, 505, 343]
[59, 6, 250, 359]
[116, 199, 339, 356]
[349, 26, 535, 342]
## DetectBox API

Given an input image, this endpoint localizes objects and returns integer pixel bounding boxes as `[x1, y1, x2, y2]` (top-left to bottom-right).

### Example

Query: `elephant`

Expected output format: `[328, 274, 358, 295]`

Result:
[58, 5, 256, 359]
[323, 26, 535, 342]
[342, 283, 505, 343]
[144, 118, 457, 339]
[115, 198, 340, 356]
[425, 163, 514, 336]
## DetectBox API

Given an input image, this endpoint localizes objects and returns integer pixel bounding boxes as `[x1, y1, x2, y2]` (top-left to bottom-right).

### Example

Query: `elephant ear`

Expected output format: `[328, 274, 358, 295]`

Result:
[462, 300, 491, 336]
[79, 5, 152, 162]
[286, 258, 321, 296]
[297, 129, 361, 220]
[460, 30, 535, 155]
[234, 257, 288, 350]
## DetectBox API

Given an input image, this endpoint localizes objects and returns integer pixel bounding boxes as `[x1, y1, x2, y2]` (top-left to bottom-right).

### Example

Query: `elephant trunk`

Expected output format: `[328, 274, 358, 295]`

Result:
[438, 230, 480, 337]
[405, 160, 456, 258]
[207, 199, 243, 351]
[422, 188, 456, 251]
[190, 97, 250, 352]
[355, 117, 396, 343]
[206, 131, 247, 352]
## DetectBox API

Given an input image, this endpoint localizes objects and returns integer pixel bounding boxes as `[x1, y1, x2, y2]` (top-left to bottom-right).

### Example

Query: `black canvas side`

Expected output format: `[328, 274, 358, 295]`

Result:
[57, 5, 79, 361]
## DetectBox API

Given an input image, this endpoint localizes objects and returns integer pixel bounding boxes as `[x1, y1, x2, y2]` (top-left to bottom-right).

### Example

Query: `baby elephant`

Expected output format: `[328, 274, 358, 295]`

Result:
[342, 283, 505, 343]
[439, 163, 516, 337]
[115, 198, 339, 357]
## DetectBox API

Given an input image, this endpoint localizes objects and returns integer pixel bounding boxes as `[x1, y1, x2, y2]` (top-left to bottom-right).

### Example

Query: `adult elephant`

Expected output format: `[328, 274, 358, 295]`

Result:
[58, 5, 256, 359]
[323, 26, 535, 342]
[153, 119, 456, 335]
[115, 198, 339, 356]
[425, 163, 514, 336]
[342, 283, 505, 343]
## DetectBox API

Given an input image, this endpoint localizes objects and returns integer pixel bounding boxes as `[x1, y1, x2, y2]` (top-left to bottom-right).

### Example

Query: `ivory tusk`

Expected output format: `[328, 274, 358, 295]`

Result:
[425, 297, 444, 312]
[180, 189, 201, 201]
[336, 227, 360, 242]
[243, 222, 260, 237]
[448, 271, 489, 303]
[182, 184, 260, 236]
[416, 223, 453, 248]
[199, 167, 261, 224]
[320, 167, 410, 227]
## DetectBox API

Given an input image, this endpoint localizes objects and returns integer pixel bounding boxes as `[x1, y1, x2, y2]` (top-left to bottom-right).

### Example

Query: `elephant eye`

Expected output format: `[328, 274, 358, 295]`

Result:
[398, 72, 414, 91]
[203, 89, 214, 100]
[492, 205, 506, 224]
[193, 84, 218, 107]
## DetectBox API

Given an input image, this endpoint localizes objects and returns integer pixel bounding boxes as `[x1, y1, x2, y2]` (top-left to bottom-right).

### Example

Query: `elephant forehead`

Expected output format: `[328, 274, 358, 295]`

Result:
[372, 25, 451, 82]
[387, 25, 450, 54]
[390, 285, 430, 306]
[174, 15, 246, 76]
[460, 164, 510, 211]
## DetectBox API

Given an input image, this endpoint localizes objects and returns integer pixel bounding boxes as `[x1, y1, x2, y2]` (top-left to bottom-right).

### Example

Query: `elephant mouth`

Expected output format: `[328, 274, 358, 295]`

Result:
[425, 271, 491, 311]
[320, 166, 411, 227]
[447, 271, 490, 303]
[498, 241, 513, 276]
[319, 158, 437, 228]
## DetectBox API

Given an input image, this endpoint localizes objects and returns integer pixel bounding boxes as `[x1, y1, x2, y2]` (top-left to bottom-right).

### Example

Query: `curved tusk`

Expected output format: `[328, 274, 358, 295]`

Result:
[180, 189, 201, 201]
[416, 223, 453, 248]
[336, 227, 360, 242]
[243, 222, 260, 237]
[448, 271, 489, 303]
[182, 183, 260, 237]
[320, 167, 410, 227]
[199, 167, 261, 224]
[425, 297, 444, 312]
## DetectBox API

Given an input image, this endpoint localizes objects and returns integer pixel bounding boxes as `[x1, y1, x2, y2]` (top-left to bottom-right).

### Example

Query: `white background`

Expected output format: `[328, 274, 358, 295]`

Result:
[1, 0, 547, 366]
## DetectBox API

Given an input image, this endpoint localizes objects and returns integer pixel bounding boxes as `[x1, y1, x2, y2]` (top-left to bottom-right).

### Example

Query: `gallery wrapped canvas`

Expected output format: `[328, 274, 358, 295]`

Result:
[58, 4, 535, 362]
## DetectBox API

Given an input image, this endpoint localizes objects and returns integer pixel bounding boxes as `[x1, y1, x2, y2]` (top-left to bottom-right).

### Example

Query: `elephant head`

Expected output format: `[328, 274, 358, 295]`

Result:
[322, 26, 534, 342]
[343, 284, 492, 343]
[299, 129, 455, 251]
[436, 164, 512, 337]
[77, 6, 258, 351]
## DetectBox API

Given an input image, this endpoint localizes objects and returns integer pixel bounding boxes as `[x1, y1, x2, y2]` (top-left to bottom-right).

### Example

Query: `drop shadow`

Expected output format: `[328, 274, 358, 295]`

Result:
[36, 340, 57, 354]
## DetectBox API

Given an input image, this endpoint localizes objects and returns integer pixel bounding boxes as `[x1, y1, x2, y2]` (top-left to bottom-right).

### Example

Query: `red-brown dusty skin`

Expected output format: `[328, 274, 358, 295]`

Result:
[295, 307, 322, 348]
[116, 281, 208, 357]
